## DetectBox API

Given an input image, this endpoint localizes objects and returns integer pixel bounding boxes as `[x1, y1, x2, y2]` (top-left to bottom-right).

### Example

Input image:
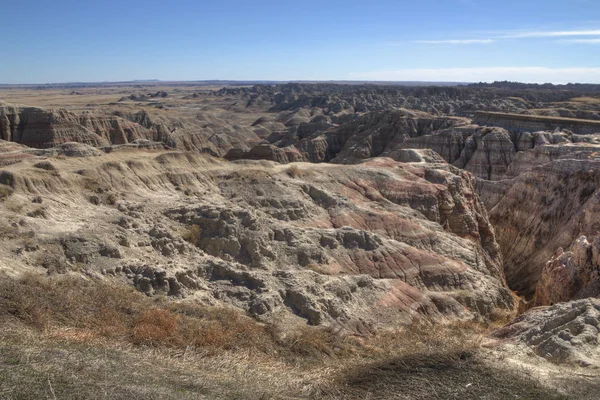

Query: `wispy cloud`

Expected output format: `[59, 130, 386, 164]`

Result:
[348, 67, 600, 84]
[557, 38, 600, 44]
[502, 29, 600, 38]
[414, 39, 494, 45]
[412, 28, 600, 46]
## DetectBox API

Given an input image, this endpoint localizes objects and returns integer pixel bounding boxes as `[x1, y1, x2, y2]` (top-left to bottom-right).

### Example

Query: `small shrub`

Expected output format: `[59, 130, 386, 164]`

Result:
[106, 193, 118, 205]
[182, 224, 202, 246]
[0, 184, 13, 200]
[286, 165, 303, 178]
[27, 207, 47, 219]
[34, 250, 70, 275]
[306, 262, 332, 275]
[89, 195, 101, 205]
[0, 222, 18, 239]
[33, 161, 57, 171]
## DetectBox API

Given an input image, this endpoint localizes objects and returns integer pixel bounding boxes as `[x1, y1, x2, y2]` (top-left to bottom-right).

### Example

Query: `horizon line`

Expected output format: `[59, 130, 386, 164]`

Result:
[2, 79, 600, 86]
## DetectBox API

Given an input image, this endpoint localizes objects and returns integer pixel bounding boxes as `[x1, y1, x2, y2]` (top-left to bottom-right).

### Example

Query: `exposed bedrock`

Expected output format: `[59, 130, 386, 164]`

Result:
[227, 109, 473, 165]
[0, 103, 258, 156]
[534, 236, 600, 306]
[0, 151, 513, 326]
[230, 108, 600, 183]
[402, 126, 516, 180]
[475, 111, 600, 135]
[486, 157, 600, 298]
[0, 103, 168, 148]
[217, 83, 537, 115]
[493, 298, 600, 367]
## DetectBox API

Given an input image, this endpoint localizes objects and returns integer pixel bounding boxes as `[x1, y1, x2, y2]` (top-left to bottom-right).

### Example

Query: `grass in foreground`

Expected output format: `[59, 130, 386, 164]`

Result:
[0, 273, 585, 399]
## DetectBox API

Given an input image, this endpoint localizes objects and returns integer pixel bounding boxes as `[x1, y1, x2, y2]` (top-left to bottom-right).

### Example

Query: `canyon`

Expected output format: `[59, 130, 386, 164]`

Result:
[2, 81, 600, 398]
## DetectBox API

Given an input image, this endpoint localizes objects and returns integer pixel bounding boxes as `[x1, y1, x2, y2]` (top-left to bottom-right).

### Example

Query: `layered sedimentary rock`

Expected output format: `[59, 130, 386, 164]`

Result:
[1, 104, 111, 147]
[486, 156, 600, 297]
[227, 110, 472, 164]
[0, 103, 161, 148]
[402, 126, 516, 180]
[230, 110, 525, 181]
[0, 140, 34, 166]
[534, 236, 600, 306]
[0, 103, 259, 156]
[216, 83, 537, 115]
[493, 298, 600, 367]
[0, 150, 513, 326]
[475, 111, 600, 135]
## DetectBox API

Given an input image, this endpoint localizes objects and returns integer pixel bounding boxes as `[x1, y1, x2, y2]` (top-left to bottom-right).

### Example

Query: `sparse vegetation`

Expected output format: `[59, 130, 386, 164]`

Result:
[33, 161, 57, 171]
[286, 164, 310, 178]
[181, 224, 202, 246]
[26, 207, 47, 218]
[3, 81, 600, 399]
[106, 192, 118, 205]
[0, 184, 13, 200]
[0, 274, 585, 399]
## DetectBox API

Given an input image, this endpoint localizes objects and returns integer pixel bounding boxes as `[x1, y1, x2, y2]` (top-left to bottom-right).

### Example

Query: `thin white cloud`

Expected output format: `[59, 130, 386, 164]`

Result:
[414, 39, 494, 44]
[502, 29, 600, 38]
[557, 38, 600, 44]
[412, 29, 600, 46]
[348, 67, 600, 84]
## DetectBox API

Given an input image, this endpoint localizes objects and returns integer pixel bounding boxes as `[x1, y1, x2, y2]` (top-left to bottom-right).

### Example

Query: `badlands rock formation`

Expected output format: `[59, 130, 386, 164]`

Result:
[0, 102, 258, 156]
[5, 83, 600, 306]
[474, 111, 600, 135]
[534, 236, 600, 306]
[0, 103, 171, 148]
[5, 82, 600, 398]
[0, 148, 513, 326]
[494, 298, 600, 367]
[483, 150, 600, 297]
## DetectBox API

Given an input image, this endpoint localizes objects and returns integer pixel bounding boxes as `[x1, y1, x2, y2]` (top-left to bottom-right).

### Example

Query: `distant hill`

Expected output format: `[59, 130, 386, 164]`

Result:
[0, 79, 471, 89]
[469, 80, 600, 93]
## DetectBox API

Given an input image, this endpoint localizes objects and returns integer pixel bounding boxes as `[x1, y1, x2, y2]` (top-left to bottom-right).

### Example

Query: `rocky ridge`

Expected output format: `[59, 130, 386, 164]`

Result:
[0, 150, 513, 326]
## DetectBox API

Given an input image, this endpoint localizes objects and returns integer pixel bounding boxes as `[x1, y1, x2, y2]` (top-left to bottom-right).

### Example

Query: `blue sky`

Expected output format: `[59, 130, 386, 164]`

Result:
[1, 0, 599, 83]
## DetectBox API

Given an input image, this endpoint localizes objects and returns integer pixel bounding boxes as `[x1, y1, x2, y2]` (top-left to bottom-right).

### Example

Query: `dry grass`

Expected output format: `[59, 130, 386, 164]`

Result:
[0, 221, 18, 239]
[569, 96, 600, 104]
[0, 273, 278, 353]
[0, 184, 13, 200]
[286, 164, 311, 178]
[181, 224, 202, 246]
[0, 273, 486, 361]
[26, 207, 47, 218]
[0, 273, 585, 399]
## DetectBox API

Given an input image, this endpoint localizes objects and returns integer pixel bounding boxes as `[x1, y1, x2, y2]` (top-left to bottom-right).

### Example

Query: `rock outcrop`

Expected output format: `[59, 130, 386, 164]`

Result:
[475, 111, 600, 135]
[485, 155, 600, 297]
[0, 151, 513, 326]
[534, 236, 600, 306]
[493, 298, 600, 367]
[0, 103, 260, 156]
[216, 83, 535, 115]
[0, 103, 161, 148]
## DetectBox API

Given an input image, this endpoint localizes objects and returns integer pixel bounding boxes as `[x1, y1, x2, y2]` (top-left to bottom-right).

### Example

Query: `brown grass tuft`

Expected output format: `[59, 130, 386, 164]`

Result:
[0, 184, 13, 200]
[181, 224, 202, 246]
[26, 207, 48, 218]
[133, 309, 180, 345]
[286, 164, 311, 178]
